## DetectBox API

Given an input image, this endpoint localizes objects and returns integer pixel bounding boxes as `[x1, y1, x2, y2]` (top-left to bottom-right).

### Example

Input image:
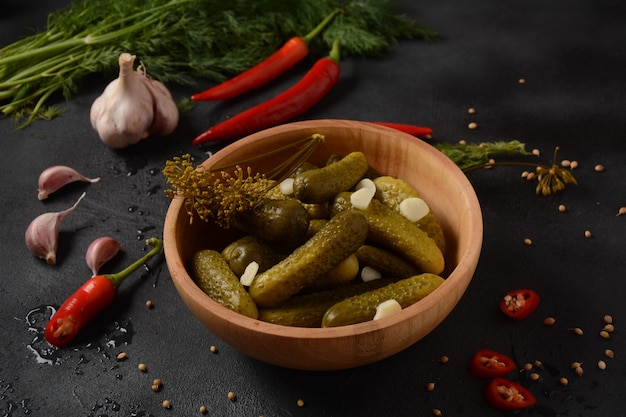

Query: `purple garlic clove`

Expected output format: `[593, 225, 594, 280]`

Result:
[38, 165, 100, 200]
[86, 236, 122, 276]
[25, 192, 86, 265]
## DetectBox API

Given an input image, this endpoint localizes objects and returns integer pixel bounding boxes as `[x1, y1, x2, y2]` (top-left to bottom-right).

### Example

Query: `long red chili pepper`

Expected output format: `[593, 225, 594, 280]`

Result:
[44, 237, 162, 347]
[193, 39, 342, 145]
[191, 9, 342, 101]
[370, 122, 433, 138]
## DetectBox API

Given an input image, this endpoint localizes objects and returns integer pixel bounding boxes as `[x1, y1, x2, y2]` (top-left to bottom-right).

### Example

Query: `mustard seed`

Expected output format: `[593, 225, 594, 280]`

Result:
[526, 171, 536, 181]
[228, 391, 236, 401]
[524, 238, 533, 246]
[529, 372, 540, 381]
[426, 382, 435, 392]
[575, 366, 584, 377]
[138, 363, 147, 372]
[162, 400, 171, 409]
[594, 164, 605, 172]
[584, 230, 592, 238]
[570, 327, 584, 336]
[598, 360, 607, 370]
[199, 405, 208, 414]
[522, 363, 533, 371]
[521, 170, 529, 178]
[458, 139, 467, 145]
[532, 148, 540, 157]
[297, 399, 305, 407]
[439, 355, 449, 364]
[604, 314, 613, 324]
[603, 324, 615, 333]
[558, 204, 567, 212]
[570, 160, 579, 169]
[116, 352, 127, 361]
[433, 409, 442, 417]
[534, 360, 543, 369]
[210, 345, 218, 353]
[617, 207, 626, 216]
[518, 78, 526, 84]
[468, 122, 478, 130]
[560, 159, 571, 168]
[146, 300, 154, 309]
[559, 377, 569, 386]
[600, 330, 610, 339]
[468, 107, 476, 114]
[605, 349, 615, 359]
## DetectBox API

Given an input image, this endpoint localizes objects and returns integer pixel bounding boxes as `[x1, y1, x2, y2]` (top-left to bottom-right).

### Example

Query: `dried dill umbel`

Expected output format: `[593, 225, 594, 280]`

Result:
[163, 134, 323, 228]
[163, 156, 274, 228]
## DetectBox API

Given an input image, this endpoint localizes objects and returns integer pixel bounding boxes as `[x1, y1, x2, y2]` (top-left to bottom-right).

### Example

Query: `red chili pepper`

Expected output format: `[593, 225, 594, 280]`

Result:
[370, 122, 433, 138]
[469, 349, 517, 379]
[499, 288, 540, 320]
[44, 238, 162, 347]
[484, 378, 536, 411]
[192, 39, 341, 145]
[191, 9, 342, 101]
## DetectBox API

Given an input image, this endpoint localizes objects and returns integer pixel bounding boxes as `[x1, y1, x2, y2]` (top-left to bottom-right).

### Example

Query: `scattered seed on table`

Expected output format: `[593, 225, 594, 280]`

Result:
[162, 400, 171, 409]
[297, 399, 305, 407]
[570, 160, 579, 169]
[532, 148, 540, 157]
[146, 300, 154, 309]
[524, 238, 533, 246]
[526, 171, 536, 181]
[558, 204, 567, 212]
[468, 122, 478, 130]
[433, 409, 443, 417]
[529, 372, 540, 381]
[439, 355, 449, 364]
[605, 349, 614, 359]
[138, 363, 147, 372]
[210, 345, 218, 354]
[617, 207, 626, 216]
[600, 330, 610, 339]
[559, 377, 569, 386]
[458, 139, 467, 145]
[152, 379, 162, 392]
[594, 164, 605, 172]
[426, 382, 435, 392]
[116, 352, 127, 361]
[560, 160, 571, 168]
[522, 363, 533, 371]
[584, 230, 592, 238]
[518, 78, 526, 84]
[543, 317, 556, 326]
[598, 360, 607, 370]
[570, 327, 584, 336]
[575, 366, 584, 377]
[604, 314, 613, 324]
[603, 324, 615, 333]
[571, 361, 582, 369]
[534, 360, 543, 368]
[468, 107, 476, 114]
[228, 392, 236, 401]
[199, 405, 207, 414]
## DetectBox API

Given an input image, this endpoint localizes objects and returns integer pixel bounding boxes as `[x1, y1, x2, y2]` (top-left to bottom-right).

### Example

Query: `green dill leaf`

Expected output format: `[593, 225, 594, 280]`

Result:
[435, 140, 531, 171]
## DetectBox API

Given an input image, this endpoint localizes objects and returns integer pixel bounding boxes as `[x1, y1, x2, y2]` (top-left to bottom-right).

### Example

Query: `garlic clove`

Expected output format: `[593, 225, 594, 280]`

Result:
[37, 165, 100, 200]
[25, 192, 86, 265]
[90, 53, 178, 149]
[85, 236, 122, 276]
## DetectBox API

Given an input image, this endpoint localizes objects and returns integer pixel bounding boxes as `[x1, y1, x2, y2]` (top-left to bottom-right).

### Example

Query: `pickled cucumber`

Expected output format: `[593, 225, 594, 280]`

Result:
[221, 235, 286, 276]
[356, 244, 420, 279]
[248, 210, 369, 308]
[373, 176, 446, 253]
[332, 192, 444, 275]
[293, 151, 369, 203]
[232, 198, 309, 249]
[258, 279, 393, 327]
[321, 273, 444, 327]
[190, 250, 259, 319]
[305, 253, 360, 291]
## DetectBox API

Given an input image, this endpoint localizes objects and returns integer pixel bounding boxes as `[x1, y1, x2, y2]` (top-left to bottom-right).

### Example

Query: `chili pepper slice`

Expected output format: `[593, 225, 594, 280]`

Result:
[484, 378, 536, 411]
[192, 39, 342, 145]
[370, 122, 433, 138]
[191, 9, 342, 101]
[499, 288, 540, 320]
[469, 349, 517, 378]
[44, 237, 162, 347]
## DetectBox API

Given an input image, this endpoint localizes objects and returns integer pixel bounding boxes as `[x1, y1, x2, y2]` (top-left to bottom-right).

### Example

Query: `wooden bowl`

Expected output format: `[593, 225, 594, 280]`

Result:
[163, 120, 482, 370]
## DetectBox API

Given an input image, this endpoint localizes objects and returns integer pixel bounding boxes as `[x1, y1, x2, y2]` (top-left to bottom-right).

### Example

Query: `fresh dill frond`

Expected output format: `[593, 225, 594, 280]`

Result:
[0, 0, 438, 125]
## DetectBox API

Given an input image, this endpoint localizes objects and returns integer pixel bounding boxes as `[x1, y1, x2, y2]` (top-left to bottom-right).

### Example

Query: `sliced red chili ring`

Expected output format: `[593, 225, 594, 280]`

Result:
[469, 349, 517, 378]
[499, 289, 540, 320]
[484, 378, 536, 411]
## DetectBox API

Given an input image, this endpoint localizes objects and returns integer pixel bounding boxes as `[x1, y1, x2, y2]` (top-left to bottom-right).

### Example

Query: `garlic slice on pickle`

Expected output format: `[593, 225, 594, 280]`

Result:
[37, 165, 100, 200]
[90, 53, 178, 149]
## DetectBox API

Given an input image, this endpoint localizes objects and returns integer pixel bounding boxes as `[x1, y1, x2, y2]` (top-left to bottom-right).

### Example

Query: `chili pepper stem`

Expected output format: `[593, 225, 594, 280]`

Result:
[327, 39, 341, 63]
[302, 9, 343, 44]
[105, 237, 162, 289]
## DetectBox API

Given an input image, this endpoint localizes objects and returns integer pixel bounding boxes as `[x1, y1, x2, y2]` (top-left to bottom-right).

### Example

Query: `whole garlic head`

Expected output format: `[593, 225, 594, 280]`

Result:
[90, 53, 179, 149]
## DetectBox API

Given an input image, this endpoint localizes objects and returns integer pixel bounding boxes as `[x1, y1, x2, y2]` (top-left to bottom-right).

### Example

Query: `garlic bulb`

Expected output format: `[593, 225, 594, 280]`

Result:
[90, 53, 179, 149]
[25, 192, 86, 265]
[85, 236, 121, 276]
[37, 165, 100, 200]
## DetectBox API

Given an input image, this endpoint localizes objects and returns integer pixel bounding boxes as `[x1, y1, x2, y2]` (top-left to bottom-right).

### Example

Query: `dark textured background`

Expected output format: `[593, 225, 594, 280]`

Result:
[2, 1, 626, 416]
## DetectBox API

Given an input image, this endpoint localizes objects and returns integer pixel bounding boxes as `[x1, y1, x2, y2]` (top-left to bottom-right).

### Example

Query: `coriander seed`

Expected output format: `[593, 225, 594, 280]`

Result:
[228, 391, 236, 401]
[468, 122, 478, 130]
[543, 317, 556, 326]
[199, 405, 207, 414]
[116, 352, 127, 361]
[162, 400, 171, 409]
[297, 399, 305, 407]
[146, 300, 154, 309]
[598, 360, 607, 370]
[605, 349, 614, 359]
[559, 377, 569, 386]
[426, 382, 435, 392]
[604, 314, 613, 324]
[138, 363, 147, 372]
[600, 330, 610, 339]
[594, 164, 605, 172]
[584, 230, 592, 238]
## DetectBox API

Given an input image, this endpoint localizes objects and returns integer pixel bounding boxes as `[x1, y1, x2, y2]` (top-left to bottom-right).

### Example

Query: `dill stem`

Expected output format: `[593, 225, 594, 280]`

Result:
[0, 49, 84, 88]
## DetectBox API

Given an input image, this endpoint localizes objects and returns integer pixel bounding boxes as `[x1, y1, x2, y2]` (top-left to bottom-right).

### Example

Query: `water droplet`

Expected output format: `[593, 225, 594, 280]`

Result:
[128, 206, 138, 213]
[146, 185, 160, 196]
[149, 168, 160, 176]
